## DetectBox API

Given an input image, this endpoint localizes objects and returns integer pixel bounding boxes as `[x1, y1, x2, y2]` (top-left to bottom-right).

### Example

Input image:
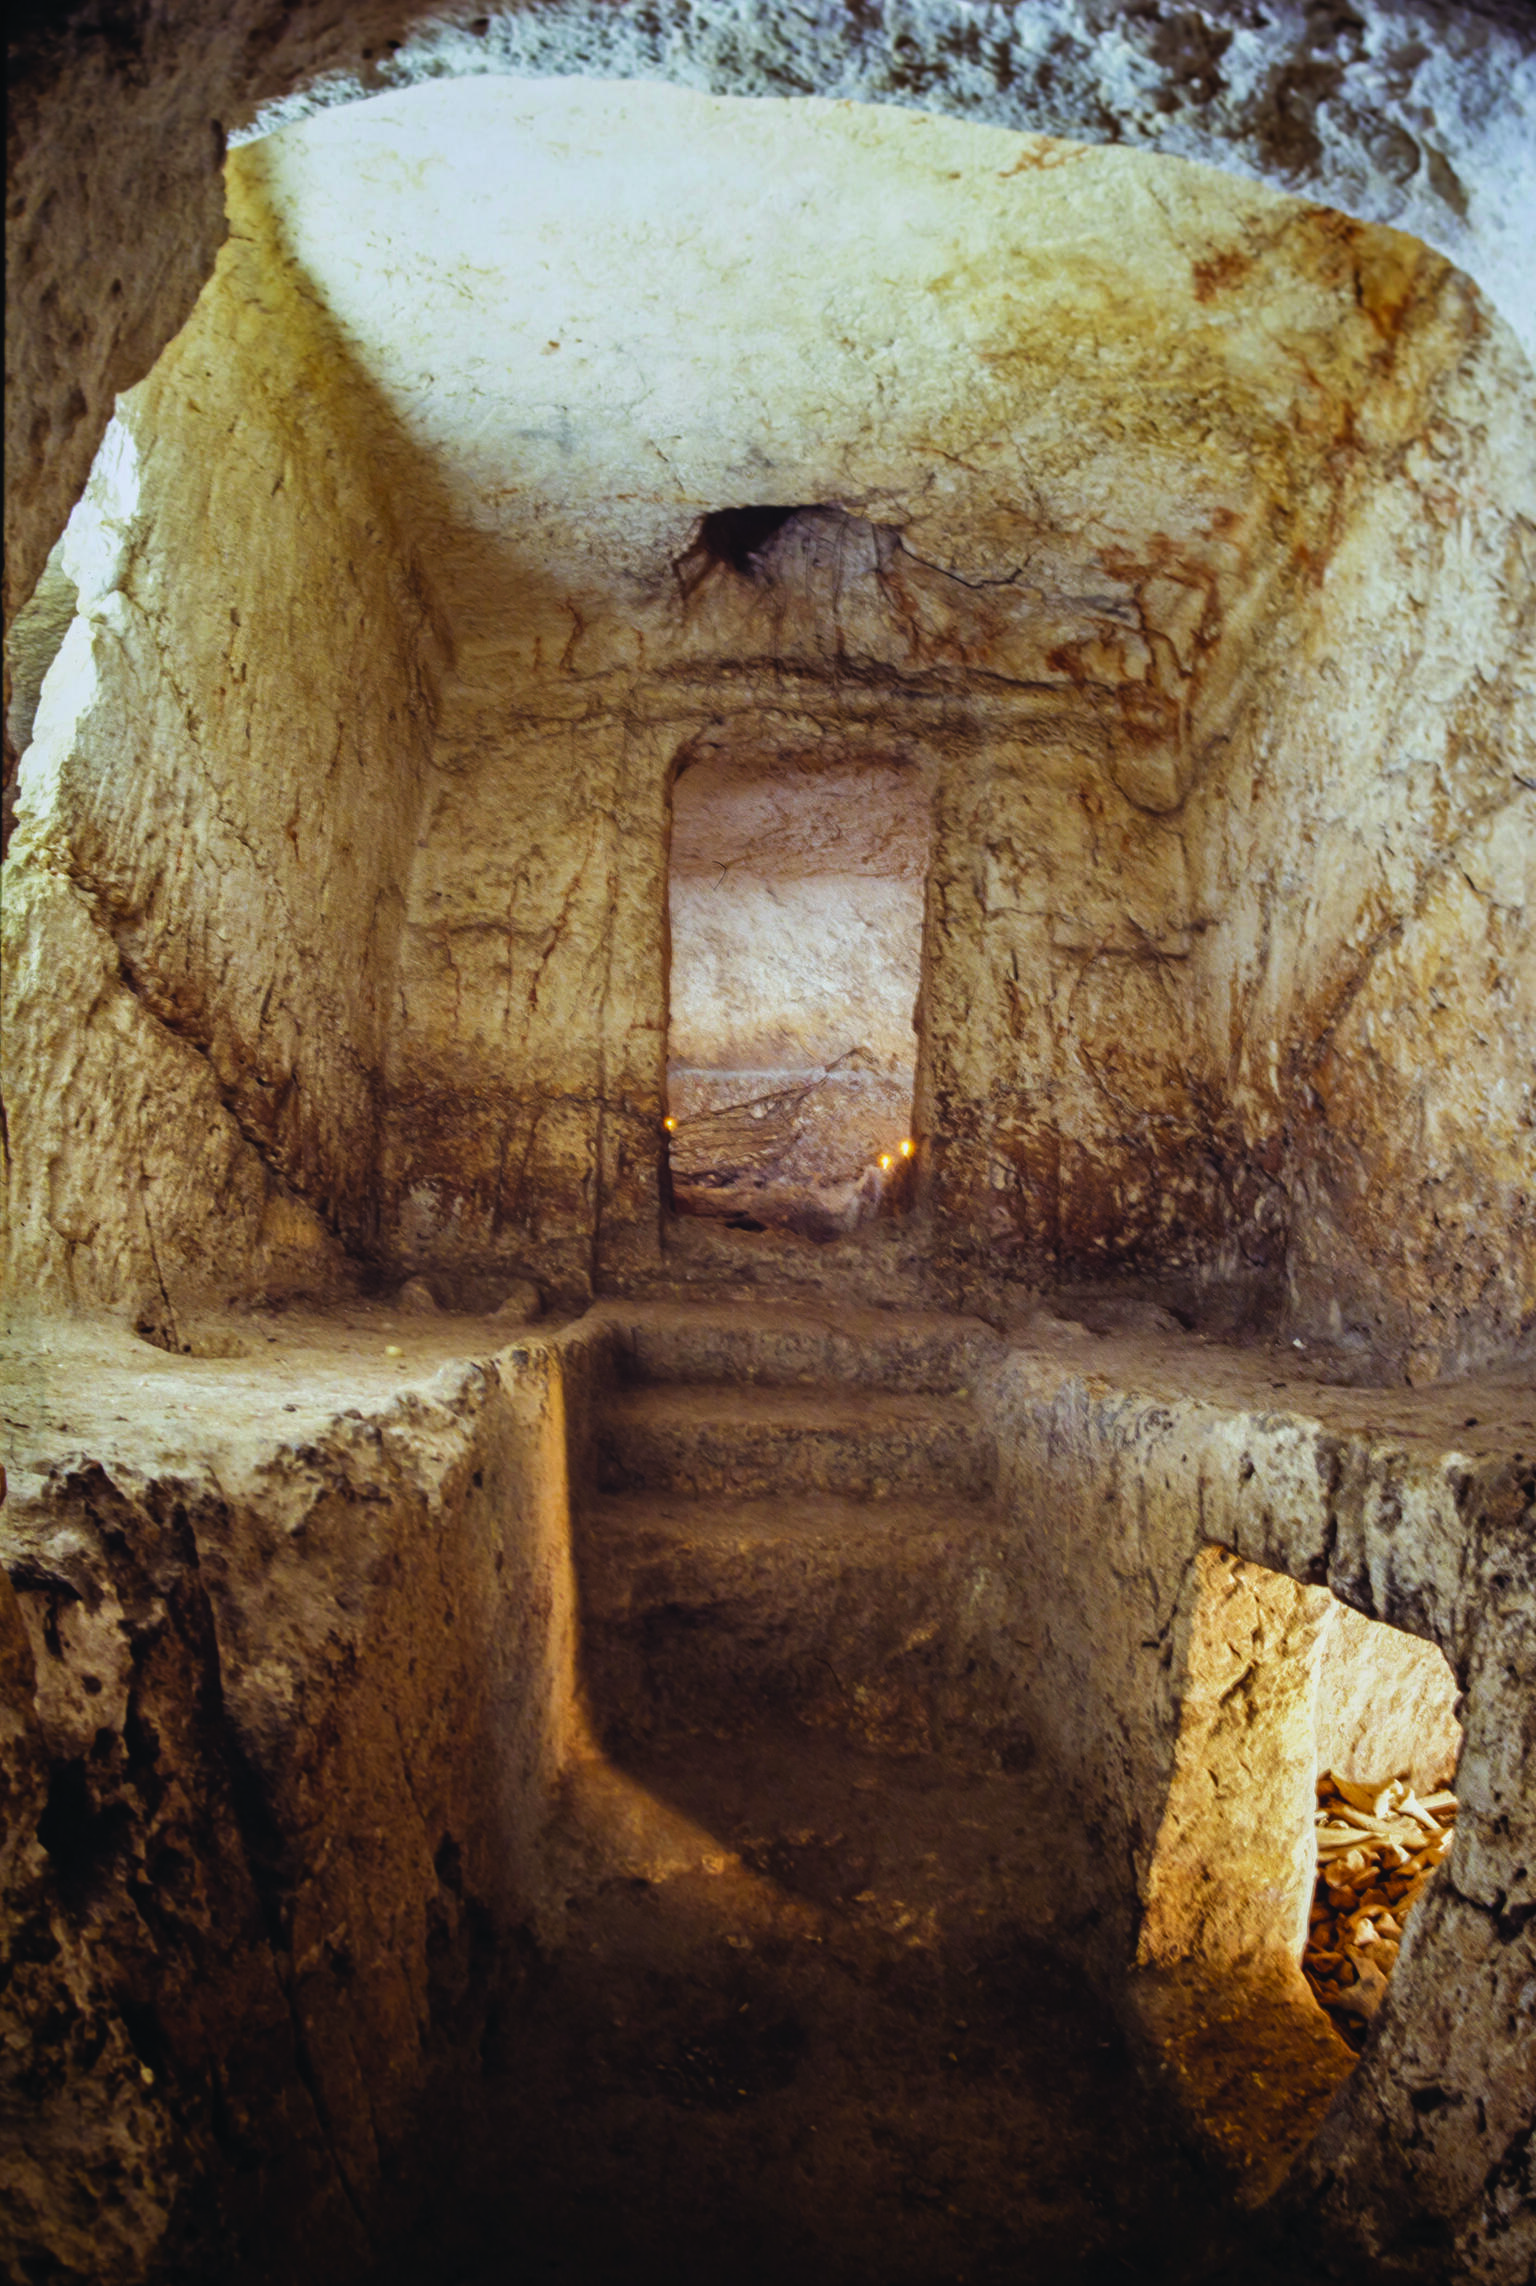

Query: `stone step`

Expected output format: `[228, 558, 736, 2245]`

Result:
[578, 1489, 997, 1609]
[593, 1383, 996, 1501]
[576, 1492, 1025, 1758]
[595, 1299, 999, 1396]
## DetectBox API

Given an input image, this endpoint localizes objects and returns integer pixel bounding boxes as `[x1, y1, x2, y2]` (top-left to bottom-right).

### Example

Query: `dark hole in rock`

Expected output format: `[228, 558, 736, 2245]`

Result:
[692, 502, 808, 578]
[36, 1757, 132, 1908]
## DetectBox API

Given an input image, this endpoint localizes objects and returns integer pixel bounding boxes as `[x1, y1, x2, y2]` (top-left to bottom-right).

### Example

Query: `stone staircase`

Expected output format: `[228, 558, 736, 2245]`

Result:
[480, 1303, 1235, 2286]
[575, 1302, 1024, 1765]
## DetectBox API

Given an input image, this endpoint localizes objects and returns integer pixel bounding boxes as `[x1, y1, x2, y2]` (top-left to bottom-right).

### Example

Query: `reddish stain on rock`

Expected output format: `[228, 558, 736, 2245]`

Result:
[1191, 247, 1252, 302]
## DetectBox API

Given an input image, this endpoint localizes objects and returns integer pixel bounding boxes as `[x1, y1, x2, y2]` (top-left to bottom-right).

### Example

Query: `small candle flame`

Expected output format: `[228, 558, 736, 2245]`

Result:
[899, 1139, 914, 1158]
[879, 1153, 893, 1171]
[664, 1117, 677, 1131]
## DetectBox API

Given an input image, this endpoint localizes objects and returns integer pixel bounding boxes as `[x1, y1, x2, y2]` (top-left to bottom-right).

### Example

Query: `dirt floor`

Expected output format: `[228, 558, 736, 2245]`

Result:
[370, 1725, 1362, 2286]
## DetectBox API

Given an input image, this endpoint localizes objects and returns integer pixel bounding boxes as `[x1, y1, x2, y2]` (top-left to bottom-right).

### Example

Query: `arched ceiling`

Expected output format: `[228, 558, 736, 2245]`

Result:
[6, 0, 1533, 649]
[235, 0, 1536, 364]
[235, 73, 1444, 674]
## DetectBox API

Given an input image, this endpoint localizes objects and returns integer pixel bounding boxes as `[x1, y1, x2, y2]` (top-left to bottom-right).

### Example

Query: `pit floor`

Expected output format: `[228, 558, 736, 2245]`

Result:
[373, 1725, 1361, 2286]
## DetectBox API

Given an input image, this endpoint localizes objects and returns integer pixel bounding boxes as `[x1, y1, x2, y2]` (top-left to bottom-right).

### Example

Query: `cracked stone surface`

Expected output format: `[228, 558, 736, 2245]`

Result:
[3, 19, 1532, 2286]
[2, 157, 446, 1337]
[1, 1305, 586, 2282]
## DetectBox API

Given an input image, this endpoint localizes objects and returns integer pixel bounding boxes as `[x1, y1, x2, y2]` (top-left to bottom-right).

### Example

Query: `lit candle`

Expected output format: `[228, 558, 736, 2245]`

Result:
[879, 1154, 893, 1171]
[899, 1139, 914, 1158]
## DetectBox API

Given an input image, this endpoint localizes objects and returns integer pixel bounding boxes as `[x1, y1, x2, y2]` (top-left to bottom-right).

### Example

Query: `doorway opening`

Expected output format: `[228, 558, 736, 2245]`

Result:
[665, 745, 930, 1241]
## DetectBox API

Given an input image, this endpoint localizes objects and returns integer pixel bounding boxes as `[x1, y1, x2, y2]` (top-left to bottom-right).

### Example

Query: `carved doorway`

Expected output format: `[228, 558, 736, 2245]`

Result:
[665, 745, 929, 1239]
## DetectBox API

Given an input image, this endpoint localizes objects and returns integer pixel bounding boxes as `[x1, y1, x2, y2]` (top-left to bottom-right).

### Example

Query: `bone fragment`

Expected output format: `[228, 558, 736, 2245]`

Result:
[1304, 1768, 1460, 2044]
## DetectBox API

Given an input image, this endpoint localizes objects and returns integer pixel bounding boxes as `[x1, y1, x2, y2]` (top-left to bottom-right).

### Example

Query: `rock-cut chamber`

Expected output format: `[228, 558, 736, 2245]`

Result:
[2, 62, 1532, 2286]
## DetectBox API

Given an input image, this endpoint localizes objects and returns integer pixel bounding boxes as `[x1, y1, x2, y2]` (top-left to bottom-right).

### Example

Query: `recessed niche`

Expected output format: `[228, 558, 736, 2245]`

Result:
[1134, 1547, 1463, 2192]
[665, 745, 930, 1240]
[676, 502, 810, 589]
[1304, 1598, 1461, 2052]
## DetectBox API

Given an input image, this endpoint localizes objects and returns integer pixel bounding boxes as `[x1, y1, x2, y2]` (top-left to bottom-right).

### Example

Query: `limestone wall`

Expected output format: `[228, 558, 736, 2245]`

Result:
[2, 165, 444, 1336]
[4, 80, 1528, 1377]
[1314, 1600, 1462, 1791]
[1, 1332, 583, 2285]
[981, 1335, 1534, 2277]
[274, 82, 1524, 1373]
[3, 23, 1529, 2277]
[382, 702, 676, 1303]
[1182, 266, 1536, 1377]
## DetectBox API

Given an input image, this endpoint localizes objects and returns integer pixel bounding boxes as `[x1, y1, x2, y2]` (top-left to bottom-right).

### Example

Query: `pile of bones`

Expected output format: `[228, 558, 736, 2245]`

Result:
[1303, 1771, 1459, 2047]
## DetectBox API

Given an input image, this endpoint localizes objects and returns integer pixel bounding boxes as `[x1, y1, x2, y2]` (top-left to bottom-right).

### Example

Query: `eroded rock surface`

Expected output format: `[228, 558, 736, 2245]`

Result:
[3, 158, 446, 1336]
[3, 1304, 1532, 2282]
[1, 1310, 583, 2282]
[4, 22, 1533, 2286]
